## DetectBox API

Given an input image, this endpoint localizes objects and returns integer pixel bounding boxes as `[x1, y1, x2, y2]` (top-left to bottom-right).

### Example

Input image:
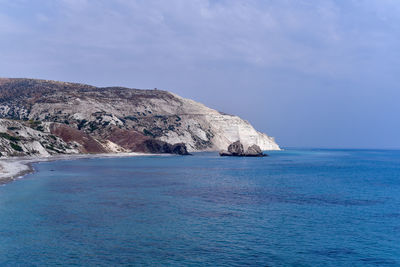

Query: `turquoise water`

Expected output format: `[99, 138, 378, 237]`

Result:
[0, 149, 399, 266]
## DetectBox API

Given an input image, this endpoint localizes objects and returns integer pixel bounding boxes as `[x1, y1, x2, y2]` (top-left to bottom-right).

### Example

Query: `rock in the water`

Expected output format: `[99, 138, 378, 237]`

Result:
[227, 140, 244, 156]
[245, 144, 265, 157]
[220, 141, 267, 157]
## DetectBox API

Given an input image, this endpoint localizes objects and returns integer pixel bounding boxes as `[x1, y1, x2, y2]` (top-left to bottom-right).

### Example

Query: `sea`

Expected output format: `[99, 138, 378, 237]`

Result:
[0, 149, 399, 266]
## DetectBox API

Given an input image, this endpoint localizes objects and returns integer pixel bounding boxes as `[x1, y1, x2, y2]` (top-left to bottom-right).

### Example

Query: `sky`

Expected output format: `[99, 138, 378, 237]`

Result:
[0, 0, 399, 148]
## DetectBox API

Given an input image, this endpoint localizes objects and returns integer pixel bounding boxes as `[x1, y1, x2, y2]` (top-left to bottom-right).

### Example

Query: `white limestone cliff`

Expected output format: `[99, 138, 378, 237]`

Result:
[0, 78, 280, 154]
[159, 93, 280, 151]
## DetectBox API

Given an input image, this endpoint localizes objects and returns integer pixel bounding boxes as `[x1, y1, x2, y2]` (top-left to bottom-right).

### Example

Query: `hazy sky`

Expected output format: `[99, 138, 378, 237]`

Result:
[1, 0, 399, 148]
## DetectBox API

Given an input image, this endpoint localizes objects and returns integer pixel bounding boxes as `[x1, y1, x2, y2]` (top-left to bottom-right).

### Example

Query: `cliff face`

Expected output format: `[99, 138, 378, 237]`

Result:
[0, 78, 279, 157]
[0, 119, 80, 157]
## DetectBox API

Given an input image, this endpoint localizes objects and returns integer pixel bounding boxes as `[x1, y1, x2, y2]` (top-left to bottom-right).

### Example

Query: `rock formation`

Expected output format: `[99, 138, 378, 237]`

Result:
[0, 78, 279, 158]
[219, 141, 267, 157]
[245, 144, 264, 157]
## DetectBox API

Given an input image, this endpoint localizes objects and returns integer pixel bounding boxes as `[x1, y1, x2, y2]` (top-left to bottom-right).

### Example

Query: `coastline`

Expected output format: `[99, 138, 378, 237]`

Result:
[0, 152, 159, 185]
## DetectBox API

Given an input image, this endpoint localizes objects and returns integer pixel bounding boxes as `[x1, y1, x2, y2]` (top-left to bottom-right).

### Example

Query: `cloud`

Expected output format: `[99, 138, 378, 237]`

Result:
[1, 0, 399, 87]
[2, 0, 397, 73]
[17, 0, 390, 79]
[1, 0, 400, 148]
[0, 12, 24, 34]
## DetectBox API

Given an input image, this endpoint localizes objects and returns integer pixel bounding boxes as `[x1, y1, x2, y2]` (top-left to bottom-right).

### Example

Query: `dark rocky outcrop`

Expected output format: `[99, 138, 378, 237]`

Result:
[138, 139, 191, 155]
[219, 141, 267, 157]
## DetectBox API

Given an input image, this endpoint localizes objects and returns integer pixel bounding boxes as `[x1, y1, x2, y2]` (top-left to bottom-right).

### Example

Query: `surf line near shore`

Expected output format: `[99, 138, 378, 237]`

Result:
[0, 152, 165, 185]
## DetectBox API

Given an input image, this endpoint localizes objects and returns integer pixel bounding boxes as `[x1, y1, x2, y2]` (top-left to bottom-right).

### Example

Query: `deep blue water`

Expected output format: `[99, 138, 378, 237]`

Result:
[0, 149, 400, 266]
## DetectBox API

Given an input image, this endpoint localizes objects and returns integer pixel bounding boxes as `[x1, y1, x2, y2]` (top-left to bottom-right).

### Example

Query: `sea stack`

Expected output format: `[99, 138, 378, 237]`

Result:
[219, 141, 267, 157]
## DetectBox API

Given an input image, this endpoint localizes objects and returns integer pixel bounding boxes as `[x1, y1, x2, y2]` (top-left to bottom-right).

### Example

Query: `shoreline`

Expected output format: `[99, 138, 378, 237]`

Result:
[0, 152, 160, 185]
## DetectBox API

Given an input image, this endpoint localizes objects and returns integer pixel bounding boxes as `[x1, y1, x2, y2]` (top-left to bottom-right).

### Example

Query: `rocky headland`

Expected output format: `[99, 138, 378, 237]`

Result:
[0, 78, 280, 159]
